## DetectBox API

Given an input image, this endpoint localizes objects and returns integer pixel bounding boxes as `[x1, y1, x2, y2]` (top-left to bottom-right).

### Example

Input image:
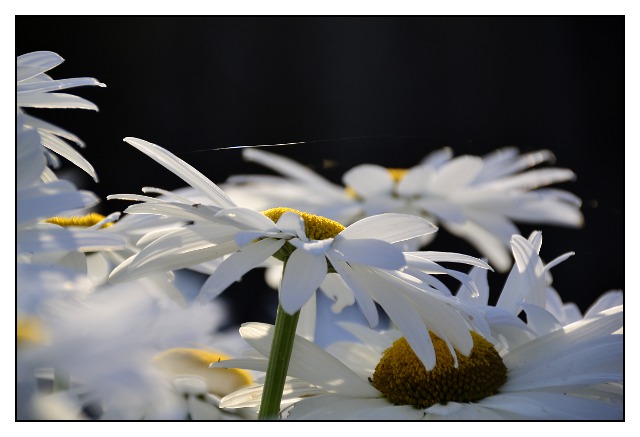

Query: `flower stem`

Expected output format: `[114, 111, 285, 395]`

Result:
[258, 303, 300, 420]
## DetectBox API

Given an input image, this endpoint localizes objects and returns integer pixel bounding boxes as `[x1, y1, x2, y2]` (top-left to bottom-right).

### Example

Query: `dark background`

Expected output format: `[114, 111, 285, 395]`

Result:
[16, 16, 624, 326]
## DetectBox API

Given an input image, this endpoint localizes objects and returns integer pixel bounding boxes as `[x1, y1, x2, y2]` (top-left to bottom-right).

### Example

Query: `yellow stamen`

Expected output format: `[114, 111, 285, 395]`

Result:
[387, 168, 409, 183]
[17, 316, 48, 346]
[261, 207, 345, 240]
[153, 347, 253, 397]
[372, 331, 507, 409]
[45, 213, 112, 228]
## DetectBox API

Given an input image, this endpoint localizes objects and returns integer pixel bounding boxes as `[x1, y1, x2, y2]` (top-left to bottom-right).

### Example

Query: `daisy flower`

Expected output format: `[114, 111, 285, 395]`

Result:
[222, 147, 583, 272]
[17, 278, 242, 420]
[17, 51, 106, 182]
[109, 137, 492, 373]
[213, 229, 622, 419]
[215, 308, 621, 420]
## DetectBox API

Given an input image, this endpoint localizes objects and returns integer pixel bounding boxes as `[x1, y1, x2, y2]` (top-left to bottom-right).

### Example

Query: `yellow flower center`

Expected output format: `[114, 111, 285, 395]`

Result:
[261, 207, 345, 240]
[17, 316, 48, 347]
[261, 207, 345, 271]
[153, 347, 253, 397]
[387, 168, 409, 183]
[45, 213, 112, 228]
[372, 331, 507, 409]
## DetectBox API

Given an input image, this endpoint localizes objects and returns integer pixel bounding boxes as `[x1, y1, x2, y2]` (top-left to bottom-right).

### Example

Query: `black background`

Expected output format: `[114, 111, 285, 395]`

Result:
[16, 16, 624, 326]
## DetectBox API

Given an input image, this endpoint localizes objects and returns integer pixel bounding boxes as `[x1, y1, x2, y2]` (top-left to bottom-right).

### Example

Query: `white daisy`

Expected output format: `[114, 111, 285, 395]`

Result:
[17, 51, 106, 182]
[213, 302, 622, 420]
[212, 230, 622, 420]
[17, 279, 235, 420]
[222, 147, 583, 271]
[108, 137, 492, 371]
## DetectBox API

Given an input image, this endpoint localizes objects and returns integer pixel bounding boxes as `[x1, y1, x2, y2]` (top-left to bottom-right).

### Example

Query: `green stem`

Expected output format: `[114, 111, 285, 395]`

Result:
[258, 303, 300, 420]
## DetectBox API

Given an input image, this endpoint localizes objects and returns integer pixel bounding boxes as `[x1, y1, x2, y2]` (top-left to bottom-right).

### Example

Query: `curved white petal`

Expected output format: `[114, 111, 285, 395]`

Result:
[238, 323, 379, 397]
[199, 238, 285, 301]
[124, 137, 236, 208]
[275, 212, 307, 240]
[279, 248, 327, 315]
[213, 207, 277, 231]
[342, 164, 394, 197]
[339, 213, 437, 243]
[327, 258, 379, 328]
[332, 238, 406, 269]
[18, 93, 99, 110]
[17, 51, 64, 82]
[18, 227, 126, 254]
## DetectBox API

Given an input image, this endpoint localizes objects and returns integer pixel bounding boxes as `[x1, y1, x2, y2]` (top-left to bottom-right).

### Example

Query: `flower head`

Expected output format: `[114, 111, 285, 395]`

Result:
[214, 301, 621, 420]
[109, 137, 492, 371]
[223, 147, 583, 271]
[212, 229, 622, 420]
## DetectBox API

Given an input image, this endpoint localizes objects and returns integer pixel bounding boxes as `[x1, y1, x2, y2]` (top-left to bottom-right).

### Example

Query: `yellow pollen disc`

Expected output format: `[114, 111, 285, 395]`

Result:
[261, 207, 345, 240]
[387, 168, 409, 183]
[17, 316, 48, 347]
[45, 213, 112, 228]
[152, 348, 252, 397]
[372, 331, 507, 409]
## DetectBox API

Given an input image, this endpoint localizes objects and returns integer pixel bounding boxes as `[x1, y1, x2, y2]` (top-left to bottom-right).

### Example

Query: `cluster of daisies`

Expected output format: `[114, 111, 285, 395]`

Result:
[16, 51, 623, 421]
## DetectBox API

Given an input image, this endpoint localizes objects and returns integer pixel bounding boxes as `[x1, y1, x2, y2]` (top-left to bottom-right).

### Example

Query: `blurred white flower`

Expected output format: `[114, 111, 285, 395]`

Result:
[222, 147, 583, 272]
[17, 51, 106, 182]
[17, 280, 237, 420]
[108, 137, 492, 371]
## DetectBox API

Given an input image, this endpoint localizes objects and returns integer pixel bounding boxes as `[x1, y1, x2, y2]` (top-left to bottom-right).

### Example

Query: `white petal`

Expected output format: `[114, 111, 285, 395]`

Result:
[239, 323, 379, 397]
[405, 251, 492, 270]
[124, 202, 223, 224]
[360, 271, 437, 370]
[318, 274, 355, 313]
[290, 238, 334, 255]
[296, 292, 317, 342]
[18, 92, 99, 110]
[275, 212, 307, 240]
[520, 303, 563, 336]
[396, 165, 431, 197]
[412, 198, 467, 224]
[342, 164, 394, 197]
[419, 146, 453, 167]
[285, 395, 423, 420]
[109, 240, 239, 283]
[583, 290, 624, 318]
[339, 213, 437, 243]
[17, 51, 64, 81]
[213, 207, 277, 231]
[18, 227, 126, 253]
[124, 137, 236, 207]
[17, 77, 105, 94]
[199, 238, 285, 301]
[477, 392, 622, 420]
[327, 259, 379, 328]
[497, 234, 546, 314]
[279, 249, 327, 315]
[429, 155, 484, 192]
[331, 238, 406, 269]
[442, 219, 512, 272]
